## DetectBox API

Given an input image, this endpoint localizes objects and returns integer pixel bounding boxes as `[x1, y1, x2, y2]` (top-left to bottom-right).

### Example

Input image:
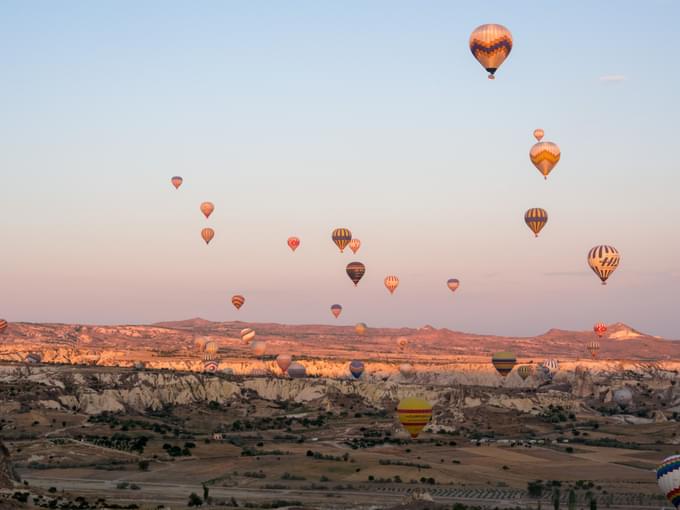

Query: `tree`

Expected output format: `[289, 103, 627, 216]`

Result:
[552, 487, 561, 510]
[202, 483, 209, 503]
[568, 489, 576, 510]
[138, 460, 150, 471]
[187, 493, 203, 507]
[528, 480, 544, 499]
[589, 496, 597, 510]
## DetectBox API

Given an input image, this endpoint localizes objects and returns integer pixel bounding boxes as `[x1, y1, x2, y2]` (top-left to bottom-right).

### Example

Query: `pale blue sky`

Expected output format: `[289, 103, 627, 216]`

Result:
[1, 1, 678, 337]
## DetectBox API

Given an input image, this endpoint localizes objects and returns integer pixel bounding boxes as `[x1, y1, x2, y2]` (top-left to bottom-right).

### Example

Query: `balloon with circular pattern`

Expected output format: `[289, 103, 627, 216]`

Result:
[287, 237, 300, 252]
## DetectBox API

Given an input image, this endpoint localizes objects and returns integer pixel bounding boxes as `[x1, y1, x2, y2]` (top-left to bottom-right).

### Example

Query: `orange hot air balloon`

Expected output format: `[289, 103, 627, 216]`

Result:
[397, 397, 433, 439]
[276, 354, 292, 373]
[232, 295, 245, 310]
[240, 328, 256, 345]
[530, 141, 561, 179]
[355, 322, 368, 336]
[200, 201, 215, 219]
[171, 176, 183, 189]
[446, 278, 460, 293]
[384, 275, 400, 294]
[201, 228, 215, 244]
[332, 228, 352, 252]
[396, 337, 408, 352]
[251, 341, 267, 357]
[348, 238, 361, 254]
[533, 129, 544, 142]
[594, 322, 607, 338]
[469, 24, 513, 79]
[346, 262, 366, 286]
[331, 304, 342, 318]
[287, 236, 300, 252]
[0, 319, 7, 334]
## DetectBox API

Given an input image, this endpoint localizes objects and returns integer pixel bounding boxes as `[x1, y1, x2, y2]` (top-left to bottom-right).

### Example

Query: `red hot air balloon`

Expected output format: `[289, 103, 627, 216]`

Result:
[171, 176, 183, 189]
[232, 295, 245, 310]
[384, 275, 400, 294]
[287, 236, 300, 252]
[330, 304, 342, 318]
[200, 201, 215, 219]
[276, 354, 292, 373]
[594, 323, 607, 338]
[0, 319, 7, 334]
[348, 239, 361, 254]
[201, 228, 215, 244]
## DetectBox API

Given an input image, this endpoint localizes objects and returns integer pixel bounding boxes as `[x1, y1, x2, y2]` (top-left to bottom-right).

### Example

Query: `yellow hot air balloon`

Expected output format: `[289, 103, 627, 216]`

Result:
[533, 129, 544, 142]
[530, 141, 561, 179]
[384, 275, 400, 294]
[240, 328, 256, 345]
[194, 336, 208, 351]
[517, 365, 533, 381]
[524, 208, 548, 237]
[201, 228, 215, 244]
[348, 238, 361, 254]
[587, 245, 620, 285]
[355, 322, 367, 336]
[200, 201, 215, 219]
[397, 397, 432, 438]
[492, 351, 516, 377]
[469, 24, 513, 79]
[232, 295, 245, 310]
[171, 176, 183, 189]
[332, 228, 352, 253]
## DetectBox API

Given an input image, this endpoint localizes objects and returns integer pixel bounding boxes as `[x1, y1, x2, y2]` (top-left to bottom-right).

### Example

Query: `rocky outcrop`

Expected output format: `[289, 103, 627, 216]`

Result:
[0, 440, 19, 489]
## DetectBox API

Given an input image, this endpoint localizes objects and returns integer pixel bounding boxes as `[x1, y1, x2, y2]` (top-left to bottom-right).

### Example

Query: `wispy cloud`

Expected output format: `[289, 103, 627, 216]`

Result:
[599, 75, 626, 83]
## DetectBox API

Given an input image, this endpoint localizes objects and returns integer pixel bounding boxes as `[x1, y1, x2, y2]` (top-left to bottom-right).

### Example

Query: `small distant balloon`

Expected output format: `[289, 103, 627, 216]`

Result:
[446, 279, 460, 293]
[588, 245, 620, 285]
[349, 360, 365, 379]
[200, 201, 215, 219]
[232, 295, 245, 310]
[492, 351, 516, 377]
[524, 208, 548, 237]
[530, 141, 561, 180]
[201, 228, 215, 244]
[332, 228, 352, 253]
[399, 363, 415, 377]
[533, 129, 544, 142]
[397, 337, 408, 352]
[587, 340, 600, 359]
[171, 176, 183, 189]
[397, 397, 433, 438]
[0, 319, 7, 334]
[276, 354, 292, 373]
[346, 262, 366, 286]
[203, 359, 218, 372]
[287, 362, 306, 378]
[517, 365, 533, 381]
[384, 275, 400, 294]
[251, 341, 267, 357]
[287, 236, 300, 252]
[331, 304, 343, 319]
[204, 340, 218, 355]
[469, 24, 513, 80]
[594, 323, 607, 338]
[240, 328, 256, 345]
[355, 323, 367, 336]
[348, 238, 361, 254]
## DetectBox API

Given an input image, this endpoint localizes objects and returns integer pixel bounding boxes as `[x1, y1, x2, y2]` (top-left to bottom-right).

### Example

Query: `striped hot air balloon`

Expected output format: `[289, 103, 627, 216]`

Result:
[530, 141, 561, 179]
[194, 336, 208, 351]
[542, 359, 559, 374]
[346, 262, 366, 286]
[491, 351, 516, 377]
[355, 322, 367, 336]
[594, 322, 607, 338]
[399, 363, 415, 377]
[276, 354, 292, 373]
[348, 238, 361, 254]
[397, 397, 433, 438]
[533, 129, 544, 142]
[524, 208, 548, 237]
[588, 245, 620, 285]
[201, 228, 215, 244]
[240, 328, 256, 345]
[203, 359, 218, 372]
[332, 228, 352, 252]
[200, 201, 215, 219]
[517, 365, 533, 381]
[587, 340, 600, 358]
[232, 295, 245, 310]
[384, 275, 400, 294]
[287, 236, 300, 252]
[349, 360, 365, 379]
[446, 278, 460, 293]
[204, 340, 218, 356]
[469, 24, 513, 79]
[287, 362, 306, 378]
[657, 455, 680, 509]
[0, 319, 7, 335]
[171, 176, 183, 189]
[330, 304, 342, 318]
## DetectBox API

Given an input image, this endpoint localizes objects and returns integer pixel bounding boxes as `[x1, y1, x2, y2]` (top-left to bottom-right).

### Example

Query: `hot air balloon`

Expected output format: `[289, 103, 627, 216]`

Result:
[332, 228, 352, 252]
[614, 387, 633, 408]
[524, 208, 548, 237]
[204, 340, 218, 356]
[587, 245, 620, 285]
[331, 304, 342, 318]
[399, 363, 415, 378]
[517, 365, 533, 381]
[384, 275, 400, 294]
[201, 228, 215, 245]
[446, 279, 460, 293]
[594, 322, 607, 338]
[587, 340, 600, 359]
[240, 328, 256, 345]
[276, 354, 292, 373]
[469, 24, 513, 79]
[346, 262, 366, 286]
[530, 141, 561, 180]
[203, 359, 218, 372]
[171, 176, 183, 189]
[533, 129, 544, 142]
[491, 351, 516, 377]
[200, 201, 215, 219]
[348, 238, 361, 254]
[396, 337, 408, 352]
[657, 455, 680, 509]
[355, 322, 368, 336]
[542, 359, 559, 375]
[251, 341, 267, 357]
[232, 295, 245, 310]
[397, 397, 433, 438]
[24, 353, 41, 364]
[194, 336, 208, 351]
[287, 362, 306, 378]
[349, 360, 365, 379]
[287, 236, 300, 252]
[0, 319, 7, 334]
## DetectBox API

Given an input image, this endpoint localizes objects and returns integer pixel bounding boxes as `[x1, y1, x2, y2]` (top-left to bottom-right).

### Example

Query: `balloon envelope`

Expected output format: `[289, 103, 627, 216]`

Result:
[251, 341, 267, 357]
[332, 228, 352, 253]
[348, 238, 361, 254]
[203, 359, 218, 372]
[287, 236, 300, 252]
[384, 275, 399, 294]
[469, 24, 513, 79]
[349, 360, 365, 379]
[287, 362, 306, 378]
[614, 387, 633, 407]
[232, 295, 245, 310]
[446, 279, 460, 292]
[587, 340, 600, 358]
[276, 354, 292, 373]
[530, 142, 561, 179]
[492, 351, 516, 377]
[346, 262, 366, 286]
[331, 304, 342, 318]
[397, 397, 432, 438]
[240, 328, 256, 345]
[397, 337, 408, 352]
[171, 176, 183, 189]
[0, 319, 7, 334]
[200, 201, 215, 219]
[533, 129, 544, 142]
[355, 323, 367, 336]
[657, 455, 680, 509]
[524, 208, 548, 237]
[588, 245, 620, 285]
[201, 228, 215, 244]
[517, 365, 533, 380]
[594, 322, 608, 338]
